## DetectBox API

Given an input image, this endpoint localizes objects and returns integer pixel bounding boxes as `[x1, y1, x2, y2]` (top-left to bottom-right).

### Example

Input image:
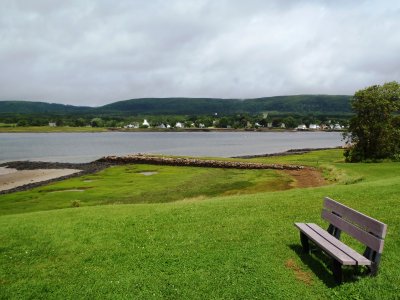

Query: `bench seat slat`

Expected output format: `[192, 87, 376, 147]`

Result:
[295, 223, 357, 265]
[306, 223, 371, 266]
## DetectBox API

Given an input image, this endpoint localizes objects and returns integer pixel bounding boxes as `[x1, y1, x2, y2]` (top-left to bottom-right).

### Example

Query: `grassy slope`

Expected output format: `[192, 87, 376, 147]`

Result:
[1, 150, 400, 299]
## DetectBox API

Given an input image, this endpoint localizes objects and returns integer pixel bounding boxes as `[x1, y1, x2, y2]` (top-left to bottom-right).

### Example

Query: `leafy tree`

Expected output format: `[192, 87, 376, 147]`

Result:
[344, 82, 400, 162]
[17, 119, 28, 127]
[55, 119, 64, 126]
[282, 116, 298, 128]
[74, 118, 87, 127]
[271, 118, 282, 128]
[90, 118, 104, 127]
[104, 119, 118, 127]
[195, 116, 213, 128]
[217, 117, 231, 128]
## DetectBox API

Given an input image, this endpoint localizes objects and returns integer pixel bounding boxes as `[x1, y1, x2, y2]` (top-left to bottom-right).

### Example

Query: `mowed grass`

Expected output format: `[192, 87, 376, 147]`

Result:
[1, 150, 400, 299]
[0, 165, 292, 216]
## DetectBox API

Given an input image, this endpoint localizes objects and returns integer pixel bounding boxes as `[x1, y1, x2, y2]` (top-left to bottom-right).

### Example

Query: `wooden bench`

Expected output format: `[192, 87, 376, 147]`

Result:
[294, 197, 387, 283]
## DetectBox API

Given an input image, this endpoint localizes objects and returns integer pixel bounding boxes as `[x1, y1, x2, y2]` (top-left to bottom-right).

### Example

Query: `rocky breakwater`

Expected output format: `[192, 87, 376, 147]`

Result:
[97, 154, 306, 170]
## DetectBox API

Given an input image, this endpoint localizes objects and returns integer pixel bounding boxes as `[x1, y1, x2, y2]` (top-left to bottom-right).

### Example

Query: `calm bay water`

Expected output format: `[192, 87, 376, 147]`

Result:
[0, 131, 344, 163]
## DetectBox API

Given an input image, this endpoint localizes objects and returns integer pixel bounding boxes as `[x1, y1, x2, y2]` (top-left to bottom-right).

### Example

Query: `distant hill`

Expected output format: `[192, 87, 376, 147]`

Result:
[99, 95, 352, 115]
[242, 95, 351, 114]
[0, 101, 92, 114]
[99, 98, 242, 115]
[0, 95, 352, 116]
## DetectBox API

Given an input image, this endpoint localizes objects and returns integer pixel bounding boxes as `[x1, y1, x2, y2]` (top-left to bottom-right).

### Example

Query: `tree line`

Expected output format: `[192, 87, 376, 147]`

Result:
[0, 113, 349, 129]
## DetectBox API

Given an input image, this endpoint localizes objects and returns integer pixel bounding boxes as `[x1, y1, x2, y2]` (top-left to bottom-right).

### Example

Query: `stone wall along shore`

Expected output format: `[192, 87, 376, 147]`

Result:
[97, 154, 306, 170]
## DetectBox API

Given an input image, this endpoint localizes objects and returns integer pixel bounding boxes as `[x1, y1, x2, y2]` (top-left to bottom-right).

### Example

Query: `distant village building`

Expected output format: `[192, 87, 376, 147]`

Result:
[334, 124, 342, 130]
[297, 124, 307, 130]
[125, 123, 139, 129]
[198, 123, 205, 129]
[309, 124, 320, 130]
[175, 122, 184, 128]
[158, 124, 166, 129]
[321, 124, 329, 130]
[267, 122, 273, 128]
[280, 123, 286, 128]
[142, 119, 150, 127]
[48, 122, 57, 127]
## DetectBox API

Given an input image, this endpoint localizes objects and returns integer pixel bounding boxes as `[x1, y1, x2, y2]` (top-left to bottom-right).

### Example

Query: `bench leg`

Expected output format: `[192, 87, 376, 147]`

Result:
[300, 232, 310, 254]
[332, 259, 342, 284]
[370, 263, 378, 276]
[364, 247, 381, 276]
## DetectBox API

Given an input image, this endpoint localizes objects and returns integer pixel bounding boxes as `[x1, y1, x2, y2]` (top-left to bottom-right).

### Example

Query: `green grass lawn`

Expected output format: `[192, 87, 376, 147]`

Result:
[1, 150, 399, 299]
[0, 165, 292, 216]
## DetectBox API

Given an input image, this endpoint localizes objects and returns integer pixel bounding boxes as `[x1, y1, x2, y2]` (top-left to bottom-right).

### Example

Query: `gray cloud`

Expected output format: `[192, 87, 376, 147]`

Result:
[0, 0, 399, 106]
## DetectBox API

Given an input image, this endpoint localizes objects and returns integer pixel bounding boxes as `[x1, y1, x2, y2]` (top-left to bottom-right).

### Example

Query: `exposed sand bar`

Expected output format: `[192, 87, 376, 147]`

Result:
[0, 167, 81, 192]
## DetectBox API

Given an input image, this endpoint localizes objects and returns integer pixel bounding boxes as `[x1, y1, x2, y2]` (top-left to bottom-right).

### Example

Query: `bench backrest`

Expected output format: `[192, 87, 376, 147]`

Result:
[322, 197, 387, 253]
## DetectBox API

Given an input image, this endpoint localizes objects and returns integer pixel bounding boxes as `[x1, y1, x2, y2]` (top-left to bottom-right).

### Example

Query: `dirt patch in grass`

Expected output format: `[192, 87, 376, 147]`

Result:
[49, 189, 86, 193]
[285, 258, 313, 285]
[139, 171, 158, 176]
[283, 168, 326, 188]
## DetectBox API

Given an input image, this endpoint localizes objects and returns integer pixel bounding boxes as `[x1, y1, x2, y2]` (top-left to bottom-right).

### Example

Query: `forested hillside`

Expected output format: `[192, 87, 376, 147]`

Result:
[99, 98, 240, 115]
[0, 95, 352, 116]
[0, 101, 92, 114]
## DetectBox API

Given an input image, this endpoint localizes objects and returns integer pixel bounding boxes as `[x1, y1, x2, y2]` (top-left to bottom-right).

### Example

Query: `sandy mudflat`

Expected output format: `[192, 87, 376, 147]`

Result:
[0, 167, 81, 192]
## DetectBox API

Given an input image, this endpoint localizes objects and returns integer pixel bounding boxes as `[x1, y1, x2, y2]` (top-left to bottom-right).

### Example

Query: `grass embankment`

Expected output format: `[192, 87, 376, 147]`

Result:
[1, 150, 400, 299]
[0, 126, 107, 133]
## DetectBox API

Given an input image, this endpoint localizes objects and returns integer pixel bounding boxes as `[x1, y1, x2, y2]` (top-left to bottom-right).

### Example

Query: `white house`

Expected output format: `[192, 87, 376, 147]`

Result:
[48, 122, 57, 127]
[142, 119, 150, 127]
[125, 123, 139, 129]
[309, 124, 320, 130]
[158, 124, 166, 129]
[334, 124, 342, 130]
[297, 124, 307, 130]
[280, 123, 286, 128]
[175, 122, 184, 128]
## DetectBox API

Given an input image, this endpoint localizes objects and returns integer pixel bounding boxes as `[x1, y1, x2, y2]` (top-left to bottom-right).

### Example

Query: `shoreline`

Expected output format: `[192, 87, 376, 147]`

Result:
[0, 161, 111, 195]
[233, 146, 343, 158]
[0, 168, 82, 192]
[0, 126, 345, 133]
[0, 147, 339, 195]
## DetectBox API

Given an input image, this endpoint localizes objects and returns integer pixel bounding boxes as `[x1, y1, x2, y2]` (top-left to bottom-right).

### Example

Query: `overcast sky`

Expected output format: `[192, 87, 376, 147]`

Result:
[1, 0, 399, 106]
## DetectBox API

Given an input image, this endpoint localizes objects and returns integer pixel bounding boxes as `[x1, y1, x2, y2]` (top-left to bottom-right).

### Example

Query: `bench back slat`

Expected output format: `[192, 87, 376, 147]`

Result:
[323, 197, 387, 239]
[322, 209, 384, 253]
